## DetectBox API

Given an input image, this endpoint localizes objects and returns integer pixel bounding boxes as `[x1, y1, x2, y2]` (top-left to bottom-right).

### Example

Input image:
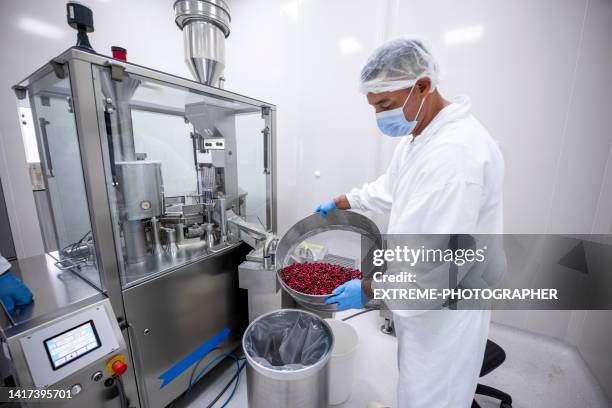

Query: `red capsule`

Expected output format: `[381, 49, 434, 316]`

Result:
[280, 262, 362, 295]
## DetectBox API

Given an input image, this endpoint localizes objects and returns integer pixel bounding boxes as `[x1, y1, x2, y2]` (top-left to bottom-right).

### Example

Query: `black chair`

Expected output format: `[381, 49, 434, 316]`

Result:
[472, 339, 513, 408]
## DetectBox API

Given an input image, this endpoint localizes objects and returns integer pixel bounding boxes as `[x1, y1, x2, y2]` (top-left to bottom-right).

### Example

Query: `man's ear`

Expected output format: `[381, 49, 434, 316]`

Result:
[416, 77, 432, 94]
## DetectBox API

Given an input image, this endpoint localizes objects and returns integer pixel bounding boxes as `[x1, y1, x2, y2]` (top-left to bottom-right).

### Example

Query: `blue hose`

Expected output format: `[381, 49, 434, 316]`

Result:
[218, 355, 242, 408]
[189, 353, 245, 408]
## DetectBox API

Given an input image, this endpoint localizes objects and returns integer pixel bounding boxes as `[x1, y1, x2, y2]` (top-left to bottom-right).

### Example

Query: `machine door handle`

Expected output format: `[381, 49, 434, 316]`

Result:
[39, 118, 54, 178]
[104, 110, 118, 185]
[262, 126, 271, 175]
[261, 106, 272, 175]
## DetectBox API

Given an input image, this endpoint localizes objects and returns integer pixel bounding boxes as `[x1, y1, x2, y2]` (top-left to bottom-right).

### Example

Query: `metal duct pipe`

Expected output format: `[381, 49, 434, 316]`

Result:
[174, 0, 231, 87]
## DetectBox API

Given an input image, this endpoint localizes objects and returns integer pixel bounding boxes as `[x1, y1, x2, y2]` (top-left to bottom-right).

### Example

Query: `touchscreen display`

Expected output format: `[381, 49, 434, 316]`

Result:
[44, 320, 101, 370]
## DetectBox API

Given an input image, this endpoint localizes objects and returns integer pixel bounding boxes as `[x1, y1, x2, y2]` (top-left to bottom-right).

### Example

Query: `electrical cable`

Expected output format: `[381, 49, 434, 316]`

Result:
[167, 347, 223, 408]
[189, 353, 243, 394]
[175, 346, 246, 407]
[188, 346, 222, 392]
[188, 353, 230, 393]
[215, 356, 243, 408]
[206, 358, 246, 408]
[115, 375, 129, 408]
[342, 308, 376, 321]
[170, 347, 241, 408]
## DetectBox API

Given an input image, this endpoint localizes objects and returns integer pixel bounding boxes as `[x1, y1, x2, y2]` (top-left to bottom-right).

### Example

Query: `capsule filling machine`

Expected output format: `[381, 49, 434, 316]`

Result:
[5, 46, 276, 408]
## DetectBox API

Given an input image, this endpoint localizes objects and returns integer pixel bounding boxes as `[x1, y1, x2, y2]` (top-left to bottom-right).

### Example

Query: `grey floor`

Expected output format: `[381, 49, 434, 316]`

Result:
[179, 311, 611, 408]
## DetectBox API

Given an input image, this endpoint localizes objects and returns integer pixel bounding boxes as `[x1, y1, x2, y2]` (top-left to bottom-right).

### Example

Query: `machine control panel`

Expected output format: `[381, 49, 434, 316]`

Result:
[44, 320, 101, 370]
[19, 300, 123, 388]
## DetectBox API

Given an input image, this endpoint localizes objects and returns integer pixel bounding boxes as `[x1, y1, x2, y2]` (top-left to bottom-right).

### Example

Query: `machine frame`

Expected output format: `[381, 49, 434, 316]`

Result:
[12, 47, 278, 408]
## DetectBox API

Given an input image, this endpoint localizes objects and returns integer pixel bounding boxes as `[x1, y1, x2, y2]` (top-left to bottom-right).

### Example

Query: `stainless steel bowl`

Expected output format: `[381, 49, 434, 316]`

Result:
[275, 211, 383, 312]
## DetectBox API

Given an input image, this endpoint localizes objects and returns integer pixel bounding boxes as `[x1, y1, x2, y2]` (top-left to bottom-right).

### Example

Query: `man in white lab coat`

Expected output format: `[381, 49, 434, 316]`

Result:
[319, 37, 504, 407]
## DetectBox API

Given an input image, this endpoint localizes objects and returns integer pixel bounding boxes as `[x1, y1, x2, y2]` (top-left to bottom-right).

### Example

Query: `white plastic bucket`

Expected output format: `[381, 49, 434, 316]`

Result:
[325, 318, 359, 405]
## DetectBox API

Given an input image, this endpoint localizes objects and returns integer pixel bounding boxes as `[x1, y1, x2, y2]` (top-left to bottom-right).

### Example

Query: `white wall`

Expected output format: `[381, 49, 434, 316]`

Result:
[229, 0, 612, 234]
[1, 0, 611, 397]
[219, 0, 301, 230]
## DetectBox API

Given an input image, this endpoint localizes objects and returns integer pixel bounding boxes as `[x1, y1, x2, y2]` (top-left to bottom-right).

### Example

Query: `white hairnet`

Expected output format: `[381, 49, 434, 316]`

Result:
[359, 37, 440, 94]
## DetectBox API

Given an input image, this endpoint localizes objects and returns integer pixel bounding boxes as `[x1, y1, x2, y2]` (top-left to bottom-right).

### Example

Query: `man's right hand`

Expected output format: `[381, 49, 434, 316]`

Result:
[325, 279, 369, 310]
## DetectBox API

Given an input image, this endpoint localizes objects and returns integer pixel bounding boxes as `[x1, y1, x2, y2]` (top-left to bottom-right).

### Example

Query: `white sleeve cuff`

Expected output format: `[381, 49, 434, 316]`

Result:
[0, 256, 11, 274]
[345, 189, 366, 211]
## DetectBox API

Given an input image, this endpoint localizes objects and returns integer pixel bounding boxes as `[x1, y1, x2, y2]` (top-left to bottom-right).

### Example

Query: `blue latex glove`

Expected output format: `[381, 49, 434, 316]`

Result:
[325, 279, 368, 310]
[314, 200, 337, 217]
[0, 272, 33, 311]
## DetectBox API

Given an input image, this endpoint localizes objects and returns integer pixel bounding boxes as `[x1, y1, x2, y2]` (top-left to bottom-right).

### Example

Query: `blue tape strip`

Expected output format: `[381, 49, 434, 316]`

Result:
[158, 327, 230, 389]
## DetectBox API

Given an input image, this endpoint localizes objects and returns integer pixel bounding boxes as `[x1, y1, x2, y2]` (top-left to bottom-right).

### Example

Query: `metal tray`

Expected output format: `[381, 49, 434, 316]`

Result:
[275, 211, 383, 312]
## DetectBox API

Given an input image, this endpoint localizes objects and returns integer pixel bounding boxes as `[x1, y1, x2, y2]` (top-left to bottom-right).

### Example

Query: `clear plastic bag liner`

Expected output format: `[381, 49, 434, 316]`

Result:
[244, 310, 332, 371]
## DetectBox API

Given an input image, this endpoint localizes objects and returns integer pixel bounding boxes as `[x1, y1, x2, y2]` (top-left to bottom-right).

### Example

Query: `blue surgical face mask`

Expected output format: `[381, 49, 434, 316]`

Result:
[376, 86, 426, 137]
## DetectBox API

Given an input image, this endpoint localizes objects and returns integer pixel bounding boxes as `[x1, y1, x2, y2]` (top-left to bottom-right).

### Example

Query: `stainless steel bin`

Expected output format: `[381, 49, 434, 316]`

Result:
[243, 309, 334, 408]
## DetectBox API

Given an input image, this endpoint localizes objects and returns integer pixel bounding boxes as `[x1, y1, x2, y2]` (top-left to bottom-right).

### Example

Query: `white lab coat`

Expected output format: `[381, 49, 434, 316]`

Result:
[346, 96, 504, 407]
[0, 254, 10, 275]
